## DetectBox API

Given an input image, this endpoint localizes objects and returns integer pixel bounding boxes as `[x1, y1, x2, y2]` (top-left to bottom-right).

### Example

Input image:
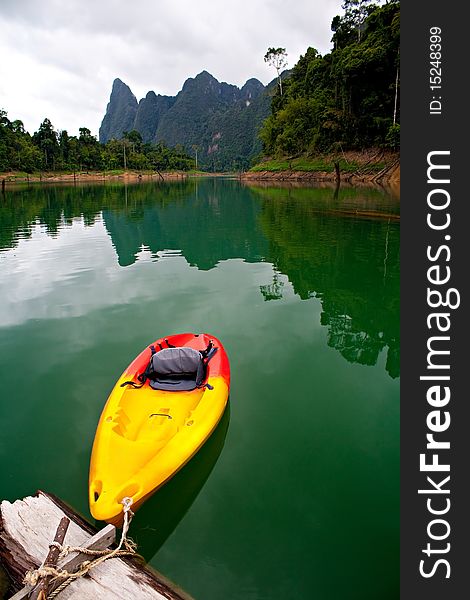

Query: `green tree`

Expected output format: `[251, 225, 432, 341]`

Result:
[123, 130, 143, 152]
[260, 1, 400, 156]
[264, 47, 288, 96]
[32, 118, 59, 170]
[78, 127, 102, 170]
[341, 0, 374, 41]
[0, 110, 14, 170]
[57, 130, 70, 169]
[1, 110, 43, 172]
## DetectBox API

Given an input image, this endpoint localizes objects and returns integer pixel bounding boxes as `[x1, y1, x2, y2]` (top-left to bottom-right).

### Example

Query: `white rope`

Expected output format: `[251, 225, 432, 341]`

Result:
[23, 497, 137, 598]
[118, 496, 135, 552]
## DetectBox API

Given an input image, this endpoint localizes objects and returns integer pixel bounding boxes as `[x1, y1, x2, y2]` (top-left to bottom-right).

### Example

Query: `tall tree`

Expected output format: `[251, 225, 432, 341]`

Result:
[78, 127, 101, 170]
[123, 129, 143, 152]
[264, 47, 288, 96]
[58, 130, 70, 168]
[32, 118, 59, 170]
[341, 0, 374, 41]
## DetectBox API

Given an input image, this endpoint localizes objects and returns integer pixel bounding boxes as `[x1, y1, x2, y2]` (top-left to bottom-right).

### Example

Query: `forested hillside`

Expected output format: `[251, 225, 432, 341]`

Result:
[260, 0, 400, 158]
[0, 111, 193, 174]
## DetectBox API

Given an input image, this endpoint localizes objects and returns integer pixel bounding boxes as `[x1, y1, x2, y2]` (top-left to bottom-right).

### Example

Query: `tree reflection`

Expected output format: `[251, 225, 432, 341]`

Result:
[260, 272, 284, 301]
[252, 185, 400, 378]
[2, 180, 399, 377]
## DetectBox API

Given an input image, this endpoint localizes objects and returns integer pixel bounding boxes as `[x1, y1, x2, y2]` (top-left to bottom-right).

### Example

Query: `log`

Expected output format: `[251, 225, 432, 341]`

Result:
[1, 492, 193, 600]
[29, 516, 70, 600]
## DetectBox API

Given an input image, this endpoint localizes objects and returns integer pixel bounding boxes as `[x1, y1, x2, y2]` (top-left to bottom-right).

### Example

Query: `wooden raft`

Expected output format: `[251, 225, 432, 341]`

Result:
[0, 491, 192, 600]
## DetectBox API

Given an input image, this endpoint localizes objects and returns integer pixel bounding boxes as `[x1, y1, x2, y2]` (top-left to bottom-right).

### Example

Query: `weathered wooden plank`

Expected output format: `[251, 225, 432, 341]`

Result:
[9, 524, 116, 600]
[1, 492, 193, 600]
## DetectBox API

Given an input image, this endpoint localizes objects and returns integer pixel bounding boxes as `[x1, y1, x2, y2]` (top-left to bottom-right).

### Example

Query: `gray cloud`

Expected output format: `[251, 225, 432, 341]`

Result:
[0, 0, 342, 136]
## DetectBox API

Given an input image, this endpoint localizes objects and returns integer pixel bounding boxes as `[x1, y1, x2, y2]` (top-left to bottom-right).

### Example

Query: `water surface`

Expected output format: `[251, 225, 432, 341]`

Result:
[0, 179, 399, 599]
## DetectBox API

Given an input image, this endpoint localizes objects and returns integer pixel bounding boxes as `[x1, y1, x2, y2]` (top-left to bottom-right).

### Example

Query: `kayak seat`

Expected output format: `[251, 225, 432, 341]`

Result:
[148, 347, 205, 392]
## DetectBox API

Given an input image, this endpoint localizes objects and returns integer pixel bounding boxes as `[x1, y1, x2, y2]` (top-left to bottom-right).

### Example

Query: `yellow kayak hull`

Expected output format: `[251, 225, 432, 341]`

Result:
[89, 333, 230, 524]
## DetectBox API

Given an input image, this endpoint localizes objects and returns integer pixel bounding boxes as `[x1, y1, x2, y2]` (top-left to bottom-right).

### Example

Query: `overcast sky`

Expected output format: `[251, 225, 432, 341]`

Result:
[0, 0, 342, 137]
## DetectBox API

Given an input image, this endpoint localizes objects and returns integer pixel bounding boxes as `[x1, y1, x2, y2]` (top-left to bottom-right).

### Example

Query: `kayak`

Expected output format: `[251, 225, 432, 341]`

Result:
[89, 332, 230, 525]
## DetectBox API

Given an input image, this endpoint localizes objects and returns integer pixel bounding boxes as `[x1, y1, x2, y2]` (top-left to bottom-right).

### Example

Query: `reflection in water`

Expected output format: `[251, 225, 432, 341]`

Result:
[0, 179, 399, 377]
[0, 179, 399, 600]
[250, 185, 400, 378]
[124, 405, 230, 562]
[102, 181, 267, 269]
[260, 272, 284, 301]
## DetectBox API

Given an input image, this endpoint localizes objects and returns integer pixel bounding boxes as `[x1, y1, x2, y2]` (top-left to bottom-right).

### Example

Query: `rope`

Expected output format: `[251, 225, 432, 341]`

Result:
[23, 497, 138, 598]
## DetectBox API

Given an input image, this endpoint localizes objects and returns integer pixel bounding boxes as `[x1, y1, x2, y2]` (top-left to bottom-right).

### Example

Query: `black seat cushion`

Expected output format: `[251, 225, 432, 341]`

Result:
[148, 347, 204, 391]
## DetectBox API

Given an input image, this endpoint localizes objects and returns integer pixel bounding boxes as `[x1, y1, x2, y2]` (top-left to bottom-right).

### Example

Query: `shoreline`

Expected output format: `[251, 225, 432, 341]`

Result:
[241, 150, 400, 200]
[0, 170, 228, 187]
[243, 149, 400, 188]
[1, 158, 400, 194]
[241, 162, 400, 184]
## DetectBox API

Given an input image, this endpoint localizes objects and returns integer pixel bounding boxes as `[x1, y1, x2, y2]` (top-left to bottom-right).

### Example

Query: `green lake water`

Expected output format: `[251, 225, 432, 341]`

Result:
[0, 178, 399, 599]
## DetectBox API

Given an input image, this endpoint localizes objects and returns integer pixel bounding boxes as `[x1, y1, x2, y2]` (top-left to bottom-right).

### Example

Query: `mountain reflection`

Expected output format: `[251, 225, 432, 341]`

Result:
[102, 179, 267, 268]
[1, 179, 399, 377]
